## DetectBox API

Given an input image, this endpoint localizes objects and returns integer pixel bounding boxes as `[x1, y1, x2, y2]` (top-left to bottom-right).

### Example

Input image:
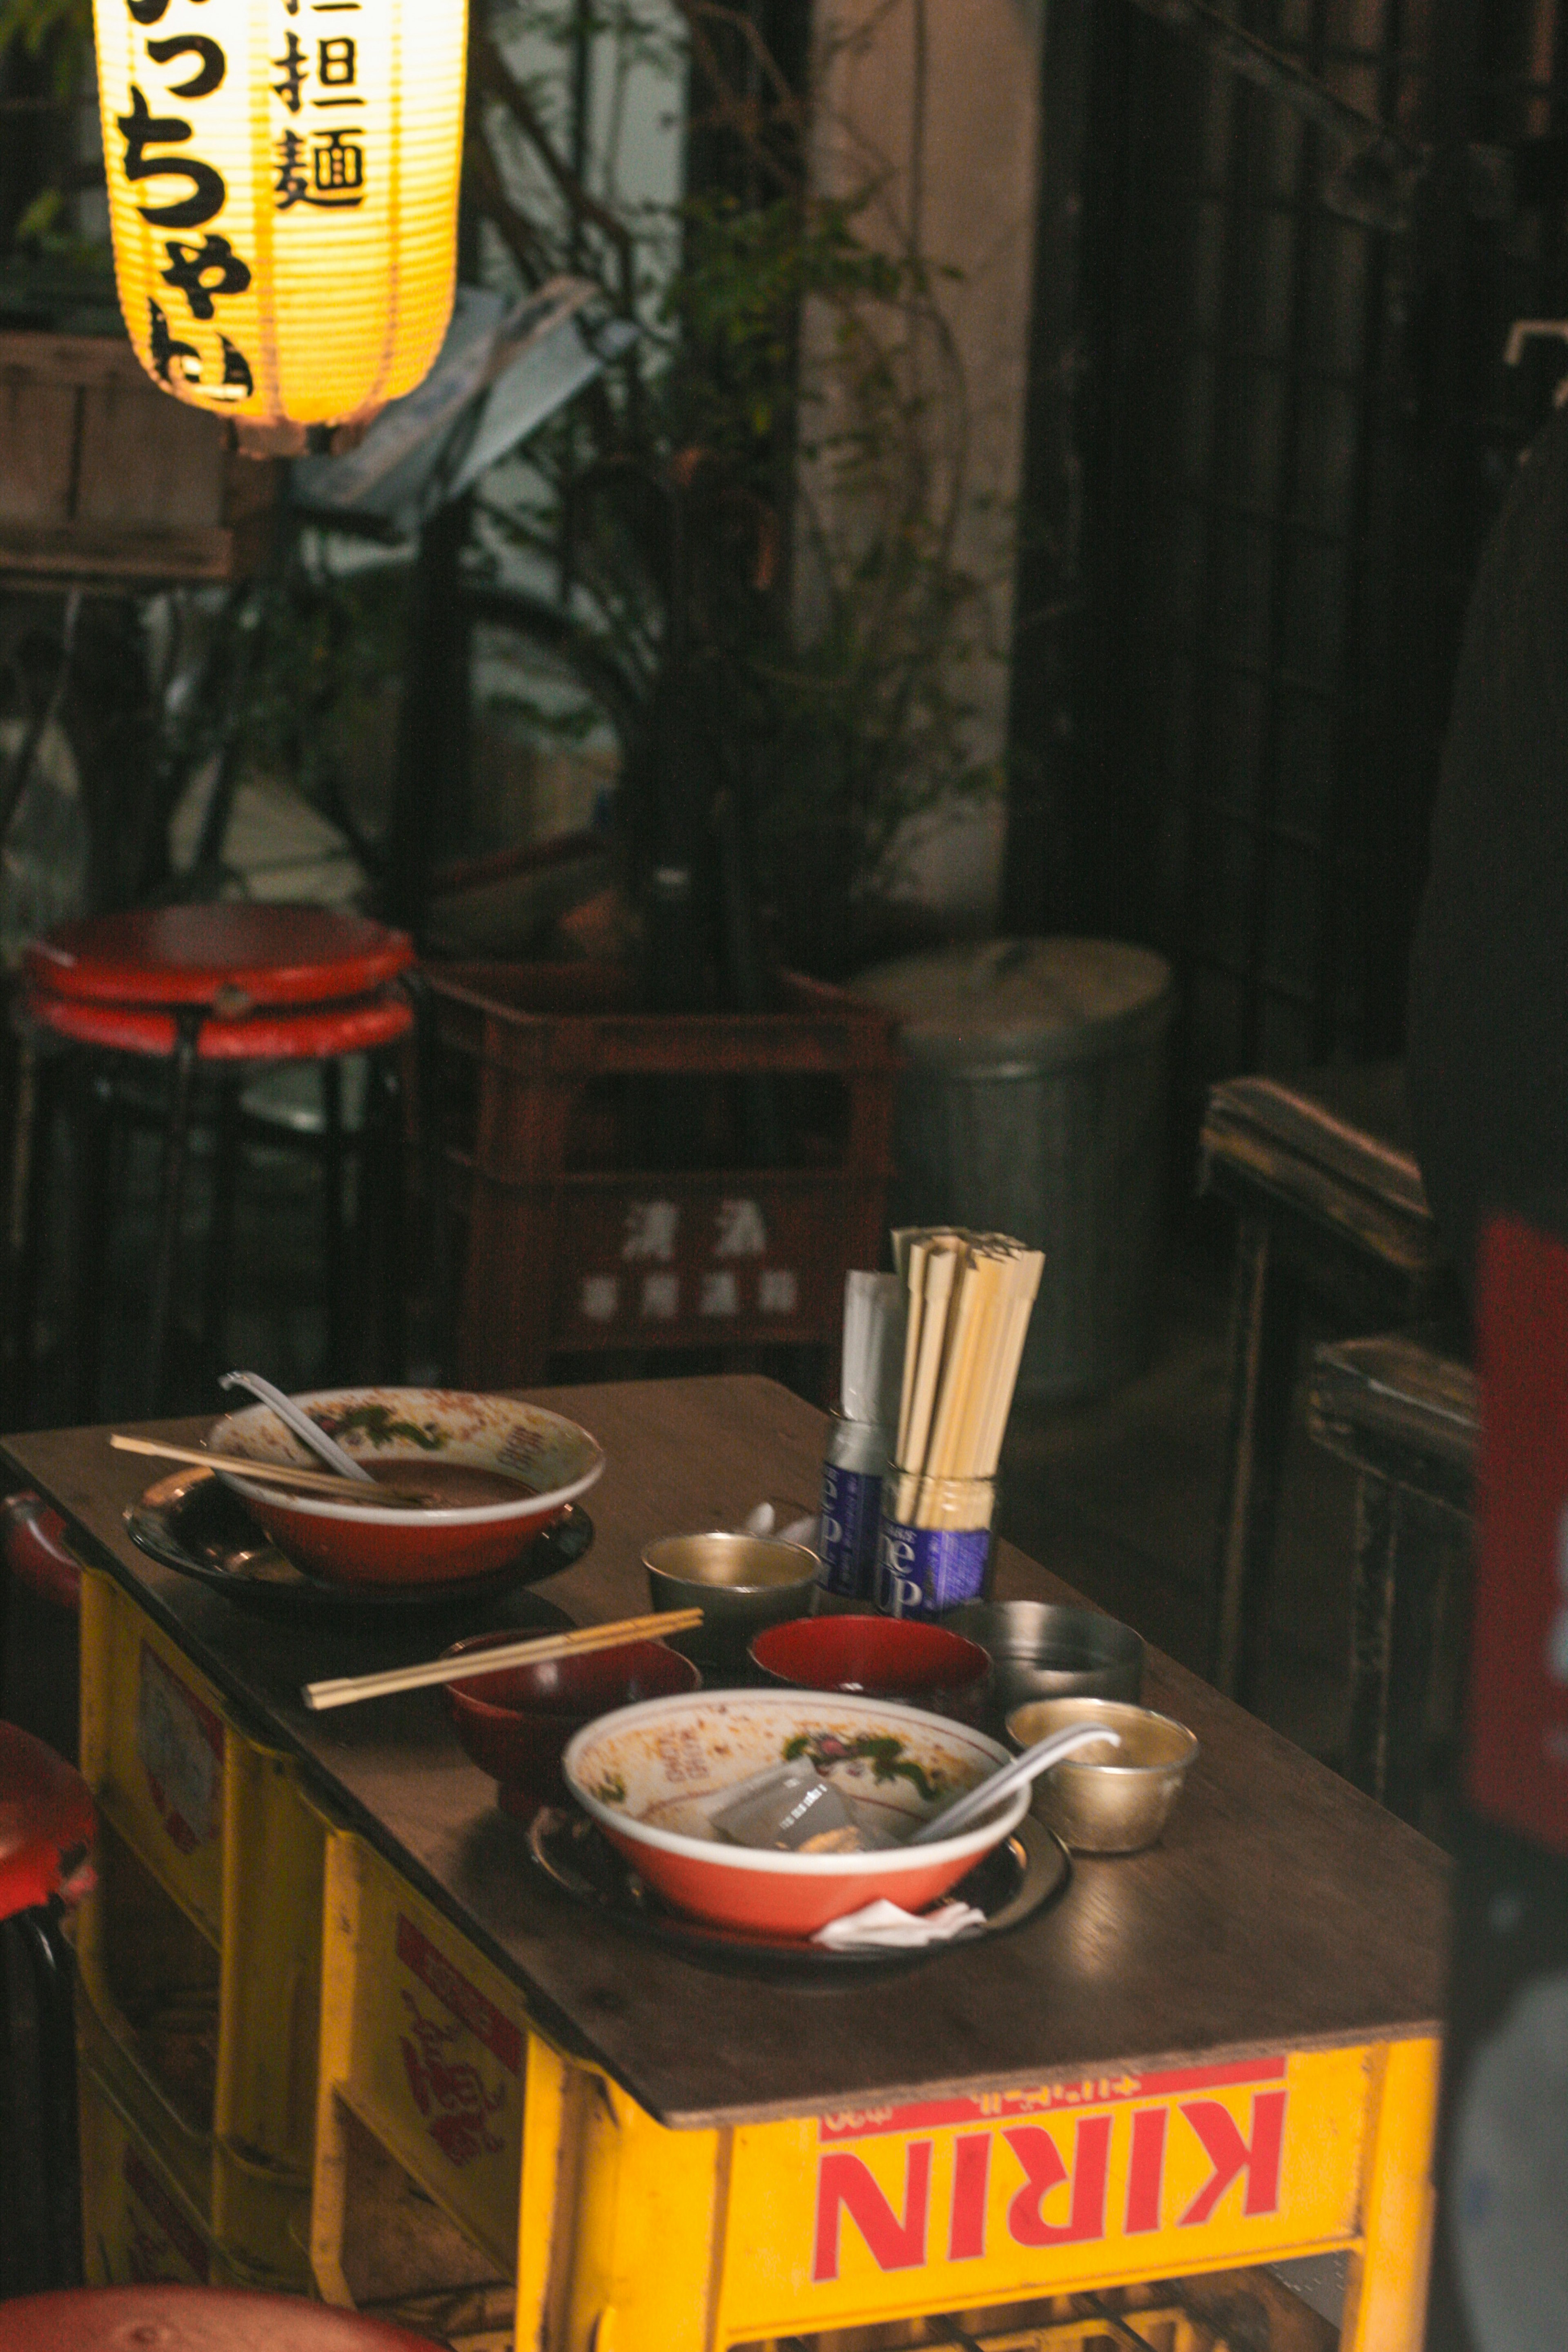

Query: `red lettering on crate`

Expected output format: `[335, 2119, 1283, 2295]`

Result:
[398, 1992, 507, 2167]
[136, 1644, 223, 1855]
[1125, 2104, 1167, 2233]
[816, 2056, 1286, 2141]
[812, 2142, 933, 2281]
[1003, 2117, 1111, 2247]
[947, 2134, 991, 2261]
[807, 2080, 1293, 2275]
[122, 2145, 209, 2281]
[394, 1914, 521, 2074]
[1177, 2091, 1287, 2225]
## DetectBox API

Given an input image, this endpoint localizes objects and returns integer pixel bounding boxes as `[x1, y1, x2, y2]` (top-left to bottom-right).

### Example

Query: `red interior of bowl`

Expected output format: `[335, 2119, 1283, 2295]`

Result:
[750, 1614, 990, 1702]
[445, 1635, 700, 1812]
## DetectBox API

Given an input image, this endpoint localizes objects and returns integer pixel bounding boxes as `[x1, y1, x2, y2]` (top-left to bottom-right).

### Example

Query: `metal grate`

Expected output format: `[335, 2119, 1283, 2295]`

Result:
[1008, 0, 1568, 1128]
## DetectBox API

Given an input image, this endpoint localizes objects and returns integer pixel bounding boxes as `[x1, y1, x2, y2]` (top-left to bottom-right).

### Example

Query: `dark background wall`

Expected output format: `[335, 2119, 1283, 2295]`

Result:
[1005, 0, 1568, 1138]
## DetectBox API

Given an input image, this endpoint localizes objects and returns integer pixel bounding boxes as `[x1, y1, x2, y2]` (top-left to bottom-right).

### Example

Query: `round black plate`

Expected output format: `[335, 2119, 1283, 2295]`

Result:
[524, 1805, 1069, 1975]
[125, 1468, 594, 1619]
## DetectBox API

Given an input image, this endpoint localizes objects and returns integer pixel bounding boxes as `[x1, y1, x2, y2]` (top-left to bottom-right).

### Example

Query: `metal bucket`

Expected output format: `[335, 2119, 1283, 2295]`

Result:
[852, 938, 1173, 1401]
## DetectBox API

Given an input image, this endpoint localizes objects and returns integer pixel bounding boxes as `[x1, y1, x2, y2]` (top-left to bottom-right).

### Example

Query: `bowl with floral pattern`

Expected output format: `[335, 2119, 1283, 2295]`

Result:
[204, 1387, 603, 1586]
[561, 1689, 1027, 1938]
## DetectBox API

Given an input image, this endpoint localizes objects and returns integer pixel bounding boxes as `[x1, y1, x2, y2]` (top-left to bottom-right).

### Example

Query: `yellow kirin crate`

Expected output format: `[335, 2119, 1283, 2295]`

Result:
[76, 1568, 326, 2282]
[312, 1827, 530, 2284]
[78, 2052, 244, 2290]
[80, 1568, 231, 1938]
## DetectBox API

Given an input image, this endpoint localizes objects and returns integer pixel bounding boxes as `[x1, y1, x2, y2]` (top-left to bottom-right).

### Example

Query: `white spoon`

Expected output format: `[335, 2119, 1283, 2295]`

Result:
[906, 1722, 1120, 1845]
[219, 1370, 375, 1483]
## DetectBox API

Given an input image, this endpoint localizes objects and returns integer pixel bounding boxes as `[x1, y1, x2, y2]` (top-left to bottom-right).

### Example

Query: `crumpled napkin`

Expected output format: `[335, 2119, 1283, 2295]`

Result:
[813, 1898, 988, 1951]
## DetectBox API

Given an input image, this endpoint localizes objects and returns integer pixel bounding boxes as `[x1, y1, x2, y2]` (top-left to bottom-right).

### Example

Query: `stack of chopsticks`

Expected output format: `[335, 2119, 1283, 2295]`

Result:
[889, 1228, 1044, 1529]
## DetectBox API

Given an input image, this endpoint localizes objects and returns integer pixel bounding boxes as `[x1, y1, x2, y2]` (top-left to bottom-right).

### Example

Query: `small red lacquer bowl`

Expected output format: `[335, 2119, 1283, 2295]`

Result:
[749, 1614, 991, 1723]
[444, 1632, 701, 1816]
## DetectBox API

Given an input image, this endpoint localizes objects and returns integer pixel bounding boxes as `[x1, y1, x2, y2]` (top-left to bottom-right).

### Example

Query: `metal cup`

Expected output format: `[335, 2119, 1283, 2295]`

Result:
[644, 1531, 820, 1677]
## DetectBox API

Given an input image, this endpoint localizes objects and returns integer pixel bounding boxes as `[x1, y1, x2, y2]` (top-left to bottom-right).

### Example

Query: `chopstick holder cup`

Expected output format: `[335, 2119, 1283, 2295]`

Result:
[876, 1468, 996, 1619]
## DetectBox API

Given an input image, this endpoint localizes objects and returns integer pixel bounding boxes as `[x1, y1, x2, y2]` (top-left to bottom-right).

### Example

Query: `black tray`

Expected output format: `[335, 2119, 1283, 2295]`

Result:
[125, 1468, 593, 1619]
[524, 1805, 1069, 1976]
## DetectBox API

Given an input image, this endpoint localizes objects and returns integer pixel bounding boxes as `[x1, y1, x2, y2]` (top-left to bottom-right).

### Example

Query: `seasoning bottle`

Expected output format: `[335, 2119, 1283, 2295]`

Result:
[817, 1272, 906, 1605]
[817, 1412, 893, 1602]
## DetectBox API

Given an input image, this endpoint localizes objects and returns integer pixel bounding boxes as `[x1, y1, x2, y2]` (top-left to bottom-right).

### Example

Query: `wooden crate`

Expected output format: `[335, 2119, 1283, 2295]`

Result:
[0, 331, 275, 583]
[423, 962, 900, 1387]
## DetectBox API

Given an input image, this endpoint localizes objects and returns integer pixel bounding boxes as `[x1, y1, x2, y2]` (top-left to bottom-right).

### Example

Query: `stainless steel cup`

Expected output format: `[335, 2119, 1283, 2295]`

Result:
[644, 1532, 820, 1674]
[1004, 1695, 1198, 1854]
[945, 1601, 1143, 1735]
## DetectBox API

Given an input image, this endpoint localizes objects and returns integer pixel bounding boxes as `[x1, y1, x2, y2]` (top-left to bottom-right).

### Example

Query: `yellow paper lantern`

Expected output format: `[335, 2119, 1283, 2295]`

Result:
[93, 0, 468, 428]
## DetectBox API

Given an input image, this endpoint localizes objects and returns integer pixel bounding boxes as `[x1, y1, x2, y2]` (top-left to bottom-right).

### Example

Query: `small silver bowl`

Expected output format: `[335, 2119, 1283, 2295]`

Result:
[644, 1532, 819, 1667]
[1005, 1696, 1198, 1854]
[945, 1601, 1143, 1731]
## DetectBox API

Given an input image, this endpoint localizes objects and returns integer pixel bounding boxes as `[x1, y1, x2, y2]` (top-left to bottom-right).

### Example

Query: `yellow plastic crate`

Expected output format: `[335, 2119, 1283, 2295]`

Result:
[80, 1569, 230, 1938]
[76, 1888, 314, 2289]
[79, 2051, 238, 2290]
[75, 1572, 328, 2283]
[313, 1827, 529, 2278]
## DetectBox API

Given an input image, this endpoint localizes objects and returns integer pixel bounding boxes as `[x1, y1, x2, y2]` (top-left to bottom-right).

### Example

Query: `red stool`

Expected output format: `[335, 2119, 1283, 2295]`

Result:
[0, 2287, 444, 2349]
[0, 1723, 95, 2294]
[9, 906, 416, 1417]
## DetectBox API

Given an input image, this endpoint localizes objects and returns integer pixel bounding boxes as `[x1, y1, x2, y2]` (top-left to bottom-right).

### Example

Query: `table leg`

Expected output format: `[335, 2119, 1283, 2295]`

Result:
[1339, 2036, 1439, 2352]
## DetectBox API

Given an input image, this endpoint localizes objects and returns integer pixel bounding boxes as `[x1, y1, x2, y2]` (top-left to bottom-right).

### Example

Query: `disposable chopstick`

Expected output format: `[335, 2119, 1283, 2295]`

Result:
[926, 1251, 1006, 1490]
[110, 1434, 425, 1505]
[920, 1254, 985, 1488]
[896, 1238, 930, 1465]
[900, 1242, 959, 1512]
[300, 1609, 707, 1712]
[974, 1250, 1044, 1476]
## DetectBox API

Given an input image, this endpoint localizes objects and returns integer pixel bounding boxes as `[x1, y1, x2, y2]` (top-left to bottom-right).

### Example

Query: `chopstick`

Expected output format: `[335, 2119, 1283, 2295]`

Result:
[109, 1434, 428, 1508]
[889, 1233, 1045, 1528]
[300, 1608, 707, 1712]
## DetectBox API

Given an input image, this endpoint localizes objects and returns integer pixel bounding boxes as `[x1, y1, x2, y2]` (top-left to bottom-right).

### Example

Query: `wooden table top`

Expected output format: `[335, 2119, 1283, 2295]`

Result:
[2, 1376, 1450, 2130]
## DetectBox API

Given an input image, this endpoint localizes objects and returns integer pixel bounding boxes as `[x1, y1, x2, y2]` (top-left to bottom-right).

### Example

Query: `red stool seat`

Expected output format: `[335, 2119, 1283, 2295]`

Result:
[8, 905, 422, 1417]
[25, 984, 414, 1062]
[0, 1723, 94, 1922]
[0, 2287, 441, 2349]
[25, 907, 412, 1011]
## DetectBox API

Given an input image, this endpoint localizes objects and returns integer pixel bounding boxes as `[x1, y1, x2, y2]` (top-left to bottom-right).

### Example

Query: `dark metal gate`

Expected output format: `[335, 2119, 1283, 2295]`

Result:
[1006, 0, 1568, 1128]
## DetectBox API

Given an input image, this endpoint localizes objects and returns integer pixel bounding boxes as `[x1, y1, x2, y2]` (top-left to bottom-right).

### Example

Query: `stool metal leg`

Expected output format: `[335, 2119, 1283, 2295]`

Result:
[366, 1051, 405, 1381]
[17, 1907, 82, 2286]
[200, 1072, 243, 1379]
[1347, 1473, 1457, 1822]
[3, 1037, 42, 1428]
[1209, 1213, 1303, 1704]
[0, 1905, 81, 2292]
[321, 1058, 348, 1381]
[70, 1061, 114, 1428]
[148, 1009, 202, 1414]
[405, 970, 452, 1380]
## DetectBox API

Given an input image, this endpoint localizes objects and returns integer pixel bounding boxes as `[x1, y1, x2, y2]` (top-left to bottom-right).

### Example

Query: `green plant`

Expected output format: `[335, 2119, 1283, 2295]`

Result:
[466, 0, 1000, 986]
[2, 0, 1001, 980]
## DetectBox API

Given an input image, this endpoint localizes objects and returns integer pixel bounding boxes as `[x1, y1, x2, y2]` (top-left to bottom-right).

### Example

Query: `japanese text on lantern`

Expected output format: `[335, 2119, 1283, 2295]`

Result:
[272, 0, 369, 212]
[113, 0, 256, 399]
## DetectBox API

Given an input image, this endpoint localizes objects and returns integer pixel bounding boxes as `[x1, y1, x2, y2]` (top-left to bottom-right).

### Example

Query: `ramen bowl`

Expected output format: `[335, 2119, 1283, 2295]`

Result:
[563, 1688, 1028, 1937]
[443, 1631, 700, 1815]
[205, 1387, 604, 1586]
[1005, 1696, 1198, 1854]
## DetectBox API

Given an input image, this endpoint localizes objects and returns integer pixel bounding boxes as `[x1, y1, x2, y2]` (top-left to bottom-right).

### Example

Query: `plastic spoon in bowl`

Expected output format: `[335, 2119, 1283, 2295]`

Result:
[905, 1722, 1120, 1845]
[220, 1370, 374, 1483]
